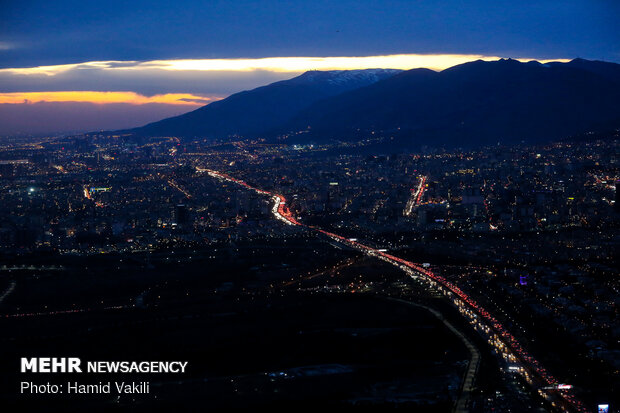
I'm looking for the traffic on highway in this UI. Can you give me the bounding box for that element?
[204,168,586,413]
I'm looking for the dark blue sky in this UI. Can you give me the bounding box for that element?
[1,0,619,68]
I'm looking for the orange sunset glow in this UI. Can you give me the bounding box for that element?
[0,91,220,106]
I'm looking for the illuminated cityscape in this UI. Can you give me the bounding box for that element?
[0,130,618,411]
[1,1,619,412]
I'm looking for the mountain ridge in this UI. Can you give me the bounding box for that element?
[124,68,402,139]
[283,58,620,147]
[122,58,620,148]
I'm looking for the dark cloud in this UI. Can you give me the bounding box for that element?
[0,66,297,96]
[177,97,216,104]
[1,0,618,68]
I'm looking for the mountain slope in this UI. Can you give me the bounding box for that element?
[127,69,401,138]
[554,58,620,84]
[286,58,620,147]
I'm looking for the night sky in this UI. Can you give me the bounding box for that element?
[1,0,618,135]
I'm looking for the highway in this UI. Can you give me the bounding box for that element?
[387,297,480,413]
[0,281,16,305]
[204,168,586,413]
[404,175,427,216]
[167,179,192,199]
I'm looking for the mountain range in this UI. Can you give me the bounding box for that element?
[127,69,401,139]
[124,58,620,148]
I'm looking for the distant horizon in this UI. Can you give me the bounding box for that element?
[0,54,589,137]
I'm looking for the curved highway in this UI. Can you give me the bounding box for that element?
[204,168,586,413]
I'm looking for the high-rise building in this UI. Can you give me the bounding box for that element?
[173,204,189,226]
[614,179,620,212]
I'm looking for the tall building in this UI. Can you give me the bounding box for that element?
[172,204,189,226]
[326,182,342,211]
[614,179,620,213]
